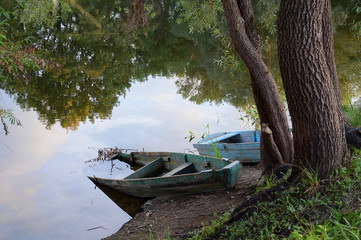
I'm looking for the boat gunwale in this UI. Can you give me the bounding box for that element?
[196,130,261,145]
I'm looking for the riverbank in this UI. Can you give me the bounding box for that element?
[103,165,262,240]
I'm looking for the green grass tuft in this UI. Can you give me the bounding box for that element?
[344,101,361,127]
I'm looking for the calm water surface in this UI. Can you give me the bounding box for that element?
[0,76,247,240]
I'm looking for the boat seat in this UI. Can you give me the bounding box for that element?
[162,162,193,177]
[124,157,164,179]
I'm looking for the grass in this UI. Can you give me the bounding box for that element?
[186,150,361,240]
[343,101,361,127]
[188,211,233,240]
[147,227,172,240]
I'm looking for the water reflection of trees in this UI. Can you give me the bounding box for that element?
[1,0,254,130]
[334,31,361,101]
[0,0,360,130]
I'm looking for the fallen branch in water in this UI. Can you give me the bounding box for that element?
[85,147,137,163]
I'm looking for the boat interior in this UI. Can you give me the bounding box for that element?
[206,131,261,144]
[124,153,230,179]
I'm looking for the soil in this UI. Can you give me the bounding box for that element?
[103,165,262,240]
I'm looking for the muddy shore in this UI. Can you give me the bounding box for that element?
[103,165,262,240]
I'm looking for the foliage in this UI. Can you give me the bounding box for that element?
[255,174,278,193]
[15,0,72,27]
[0,107,21,135]
[0,6,45,135]
[350,0,361,36]
[185,131,197,143]
[0,7,46,84]
[240,103,260,130]
[147,227,172,240]
[254,0,280,36]
[189,210,232,240]
[185,124,223,158]
[175,0,247,78]
[2,0,360,133]
[343,99,361,127]
[189,151,361,239]
[174,0,223,34]
[2,0,256,131]
[240,87,288,130]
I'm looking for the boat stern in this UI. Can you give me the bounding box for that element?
[222,160,241,188]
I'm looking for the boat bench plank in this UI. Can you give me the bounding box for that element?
[162,162,193,177]
[124,157,164,179]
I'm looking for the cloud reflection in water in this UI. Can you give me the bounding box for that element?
[0,76,247,240]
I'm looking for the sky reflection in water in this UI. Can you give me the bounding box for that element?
[0,76,248,240]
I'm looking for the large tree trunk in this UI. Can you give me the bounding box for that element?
[322,0,353,132]
[221,0,293,173]
[278,0,349,179]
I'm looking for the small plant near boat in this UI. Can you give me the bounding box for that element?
[186,124,223,158]
[297,163,322,198]
[185,131,197,143]
[147,227,173,240]
[204,124,223,158]
[188,210,232,240]
[255,173,278,193]
[255,167,292,194]
[289,224,329,240]
[210,142,223,158]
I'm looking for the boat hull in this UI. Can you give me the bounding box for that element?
[193,131,261,163]
[89,152,240,198]
[194,142,260,163]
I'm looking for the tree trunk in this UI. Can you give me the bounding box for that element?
[221,0,294,173]
[278,0,349,179]
[322,0,353,132]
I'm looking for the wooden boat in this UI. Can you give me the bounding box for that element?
[88,152,241,198]
[193,130,261,163]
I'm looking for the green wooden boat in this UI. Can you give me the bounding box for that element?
[88,152,241,198]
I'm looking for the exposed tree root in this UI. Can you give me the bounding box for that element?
[346,128,361,149]
[231,181,290,222]
[207,164,294,240]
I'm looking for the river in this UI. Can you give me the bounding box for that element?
[0,76,247,240]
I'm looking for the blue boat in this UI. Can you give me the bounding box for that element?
[193,130,261,163]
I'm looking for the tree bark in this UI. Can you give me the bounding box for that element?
[278,0,349,179]
[321,0,361,148]
[221,0,294,172]
[322,0,352,132]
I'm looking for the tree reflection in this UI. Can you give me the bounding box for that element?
[0,0,359,130]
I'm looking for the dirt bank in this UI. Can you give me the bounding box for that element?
[103,165,262,240]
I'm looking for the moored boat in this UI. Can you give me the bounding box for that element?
[193,130,261,163]
[88,152,241,198]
